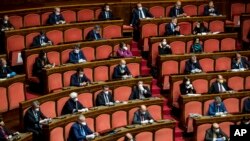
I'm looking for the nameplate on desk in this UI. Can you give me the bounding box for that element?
[230,125,250,141]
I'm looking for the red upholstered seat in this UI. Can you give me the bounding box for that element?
[127,63,140,77]
[46,30,63,45]
[83,68,93,82]
[179,22,192,35]
[228,76,244,91]
[192,79,208,94]
[149,6,165,18]
[63,70,76,87]
[198,4,206,15]
[83,27,94,40]
[162,61,179,90]
[47,51,60,66]
[7,35,25,66]
[166,6,173,17]
[86,118,94,131]
[159,23,166,36]
[8,82,25,110]
[103,25,122,39]
[0,87,8,113]
[113,86,132,101]
[77,9,94,21]
[141,23,158,51]
[183,5,197,16]
[184,101,202,124]
[221,38,236,51]
[57,97,69,116]
[147,105,162,120]
[95,114,111,132]
[109,64,117,80]
[111,111,127,128]
[61,10,76,23]
[170,41,186,55]
[199,58,214,72]
[196,124,211,141]
[94,66,109,82]
[231,3,246,26]
[64,28,83,43]
[171,80,182,107]
[155,128,173,141]
[9,16,23,29]
[136,132,153,141]
[50,127,64,141]
[129,107,139,124]
[41,12,52,25]
[78,93,93,108]
[245,76,250,90]
[242,20,250,43]
[48,73,63,92]
[204,39,219,53]
[25,32,40,48]
[151,42,160,66]
[61,49,73,64]
[40,101,56,118]
[180,59,187,74]
[64,122,74,141]
[81,47,95,61]
[209,20,224,32]
[215,57,231,71]
[26,54,39,79]
[203,99,214,115]
[219,122,234,137]
[96,45,112,60]
[223,98,239,113]
[24,13,41,27]
[95,9,102,20]
[247,3,250,13]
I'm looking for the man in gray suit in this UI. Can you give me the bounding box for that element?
[133,105,154,124]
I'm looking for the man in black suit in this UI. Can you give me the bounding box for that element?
[204,1,220,16]
[165,17,180,36]
[231,53,250,70]
[0,15,14,31]
[31,31,52,47]
[0,58,16,78]
[0,118,19,141]
[129,81,152,100]
[47,7,66,25]
[133,105,154,124]
[70,68,91,87]
[98,4,114,20]
[86,25,102,41]
[208,75,233,94]
[69,45,87,64]
[184,55,202,74]
[205,123,229,141]
[24,101,51,141]
[130,3,153,27]
[96,85,115,106]
[112,59,132,79]
[169,0,187,17]
[61,92,88,115]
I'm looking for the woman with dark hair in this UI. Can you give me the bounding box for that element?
[190,37,203,53]
[193,21,210,35]
[116,42,133,58]
[158,38,172,55]
[179,76,196,95]
[32,51,54,77]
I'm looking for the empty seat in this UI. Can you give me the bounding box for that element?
[215,57,231,71]
[25,32,40,48]
[64,28,83,42]
[183,5,197,16]
[26,54,39,80]
[151,42,160,66]
[42,12,52,25]
[47,51,60,66]
[86,118,95,132]
[81,47,95,61]
[204,39,219,53]
[231,3,246,26]
[0,87,8,113]
[147,105,162,120]
[136,132,153,141]
[155,128,173,141]
[149,6,165,18]
[209,20,224,32]
[57,97,69,116]
[184,101,202,125]
[40,101,56,118]
[7,35,25,66]
[111,111,127,128]
[179,59,187,74]
[198,4,206,15]
[127,63,140,77]
[103,25,122,39]
[78,93,93,108]
[46,30,63,45]
[162,61,179,90]
[171,80,182,107]
[219,122,234,137]
[159,23,166,36]
[61,10,76,23]
[166,6,173,17]
[114,86,132,101]
[95,114,111,132]
[245,76,250,90]
[63,70,76,87]
[223,98,239,113]
[179,22,192,35]
[8,82,25,110]
[50,127,64,141]
[228,76,244,91]
[170,41,186,54]
[24,13,41,27]
[77,9,95,21]
[95,9,102,19]
[48,73,63,92]
[94,66,109,82]
[96,45,112,60]
[199,58,214,72]
[221,38,236,51]
[242,20,250,42]
[9,16,23,29]
[141,23,158,51]
[192,79,208,94]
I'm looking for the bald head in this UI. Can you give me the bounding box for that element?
[140,105,147,113]
[3,15,9,21]
[78,115,86,122]
[176,0,182,8]
[212,123,219,128]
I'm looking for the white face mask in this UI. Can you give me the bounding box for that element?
[214,129,220,133]
[81,122,86,125]
[41,36,45,39]
[141,111,146,115]
[3,65,7,67]
[138,84,144,90]
[104,91,109,94]
[4,20,8,24]
[244,122,250,125]
[123,46,128,50]
[186,81,190,85]
[162,41,167,45]
[74,98,78,102]
[79,74,83,77]
[192,60,197,63]
[121,64,126,68]
[35,108,39,112]
[106,8,110,11]
[74,49,80,54]
[138,7,142,10]
[56,12,60,15]
[219,80,224,83]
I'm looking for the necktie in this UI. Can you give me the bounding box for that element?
[139,10,142,19]
[94,33,98,40]
[75,102,78,111]
[33,111,38,121]
[104,94,109,104]
[81,126,86,136]
[239,62,243,69]
[219,84,223,92]
[141,115,144,121]
[176,9,179,16]
[217,106,220,112]
[106,12,109,19]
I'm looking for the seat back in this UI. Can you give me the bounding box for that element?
[95,114,111,132]
[171,80,182,105]
[48,73,63,92]
[57,97,69,116]
[61,10,76,23]
[198,4,206,15]
[149,6,165,18]
[179,22,192,35]
[81,47,95,61]
[46,30,63,45]
[61,49,73,64]
[196,124,211,141]
[0,87,8,113]
[170,41,185,54]
[40,101,56,118]
[26,54,39,78]
[103,25,122,39]
[199,58,214,72]
[215,57,231,71]
[78,92,93,108]
[24,13,41,27]
[127,63,140,77]
[245,76,250,90]
[42,12,52,25]
[151,42,160,66]
[77,9,94,21]
[147,105,162,120]
[159,23,166,36]
[183,5,197,16]
[8,82,25,110]
[9,16,23,29]
[192,79,208,94]
[204,39,219,53]
[111,111,127,128]
[94,66,109,82]
[209,20,224,32]
[50,127,64,141]
[63,70,76,87]
[203,99,214,115]
[155,128,173,141]
[96,45,112,60]
[223,98,239,113]
[26,32,40,48]
[221,38,236,51]
[228,76,244,91]
[47,51,60,66]
[219,122,234,137]
[64,28,83,43]
[113,86,132,101]
[135,132,153,141]
[184,101,202,124]
[64,122,74,141]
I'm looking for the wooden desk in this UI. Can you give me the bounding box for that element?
[41,97,164,141]
[18,132,33,141]
[93,120,176,141]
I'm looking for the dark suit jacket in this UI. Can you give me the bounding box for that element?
[86,30,101,41]
[0,126,13,141]
[0,66,14,78]
[208,102,227,116]
[231,57,250,69]
[165,23,180,36]
[129,86,152,100]
[112,65,131,79]
[205,128,229,141]
[70,73,90,87]
[31,35,50,47]
[98,11,113,20]
[23,108,46,132]
[208,82,232,94]
[130,8,153,26]
[184,59,202,74]
[96,92,114,106]
[193,26,210,34]
[132,110,153,124]
[61,99,85,115]
[69,50,86,64]
[179,83,196,95]
[204,6,219,16]
[243,97,250,113]
[158,46,172,55]
[32,57,51,76]
[0,20,14,30]
[169,6,184,17]
[47,12,65,25]
[67,122,93,141]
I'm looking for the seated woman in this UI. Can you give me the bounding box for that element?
[193,21,210,35]
[179,76,196,95]
[0,58,16,78]
[190,37,203,53]
[116,42,133,58]
[158,39,172,55]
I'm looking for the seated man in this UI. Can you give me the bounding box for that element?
[47,7,65,25]
[130,2,153,27]
[69,45,87,64]
[158,39,172,55]
[179,76,196,95]
[70,68,91,87]
[231,53,250,70]
[0,118,19,141]
[96,85,115,106]
[165,17,180,36]
[24,101,51,141]
[205,123,229,141]
[117,42,133,58]
[129,81,152,100]
[243,96,250,113]
[0,58,16,78]
[68,115,99,141]
[204,1,220,16]
[61,92,88,115]
[133,105,154,124]
[184,55,202,74]
[31,31,52,47]
[98,4,114,20]
[169,0,187,17]
[0,15,14,31]
[208,75,232,94]
[125,133,135,141]
[86,25,102,41]
[208,96,227,116]
[112,59,132,79]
